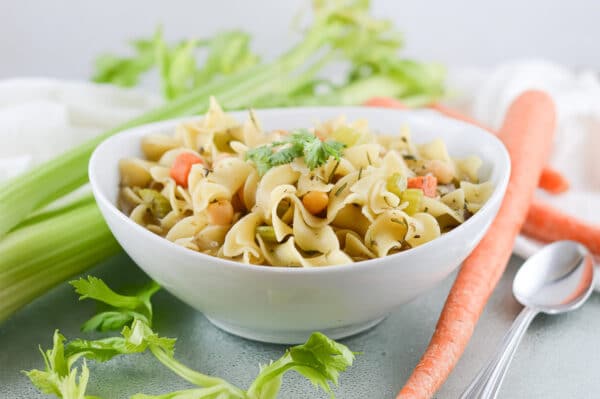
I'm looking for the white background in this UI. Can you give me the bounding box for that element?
[1,0,598,80]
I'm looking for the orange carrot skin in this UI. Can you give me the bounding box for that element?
[398,91,556,399]
[523,199,600,255]
[408,176,437,197]
[170,153,204,188]
[538,167,570,194]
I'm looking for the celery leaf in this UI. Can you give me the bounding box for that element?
[70,276,160,331]
[246,332,355,399]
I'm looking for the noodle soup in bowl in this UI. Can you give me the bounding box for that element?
[89,106,510,344]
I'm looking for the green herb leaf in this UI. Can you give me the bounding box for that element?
[159,37,199,100]
[23,330,93,399]
[71,276,142,309]
[246,332,355,399]
[245,129,345,175]
[91,35,156,87]
[269,143,304,166]
[194,31,260,87]
[245,146,274,177]
[122,319,176,356]
[66,319,176,363]
[80,310,149,333]
[304,139,345,170]
[70,276,160,331]
[66,336,132,363]
[92,28,260,102]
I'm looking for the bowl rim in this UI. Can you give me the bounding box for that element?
[89,106,511,275]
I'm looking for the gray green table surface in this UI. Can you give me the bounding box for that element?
[2,253,599,399]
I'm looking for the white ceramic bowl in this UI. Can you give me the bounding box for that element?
[89,107,510,344]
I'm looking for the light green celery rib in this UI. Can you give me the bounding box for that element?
[11,193,96,232]
[0,200,112,276]
[0,202,121,322]
[0,238,119,322]
[0,25,332,236]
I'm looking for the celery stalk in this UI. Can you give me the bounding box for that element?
[0,201,121,322]
[13,193,96,231]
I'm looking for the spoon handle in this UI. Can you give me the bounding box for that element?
[460,307,538,399]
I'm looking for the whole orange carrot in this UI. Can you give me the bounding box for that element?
[522,199,600,255]
[397,91,556,398]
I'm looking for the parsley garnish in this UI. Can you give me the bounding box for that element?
[244,146,273,176]
[245,129,345,175]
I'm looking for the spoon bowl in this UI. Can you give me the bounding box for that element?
[513,240,595,314]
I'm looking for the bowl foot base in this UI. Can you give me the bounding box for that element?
[205,315,387,344]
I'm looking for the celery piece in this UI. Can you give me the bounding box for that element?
[400,188,423,215]
[0,201,121,322]
[138,189,172,218]
[386,173,408,197]
[331,126,361,147]
[256,226,277,243]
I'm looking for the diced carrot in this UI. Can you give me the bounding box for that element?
[397,91,556,399]
[523,199,600,255]
[170,153,204,188]
[407,175,437,198]
[538,167,570,194]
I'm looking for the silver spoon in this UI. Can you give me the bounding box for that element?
[460,240,595,399]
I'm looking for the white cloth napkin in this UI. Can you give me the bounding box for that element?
[0,78,161,182]
[445,60,600,260]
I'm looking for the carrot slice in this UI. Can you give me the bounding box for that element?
[407,176,437,198]
[537,167,570,194]
[397,91,556,399]
[170,153,204,188]
[522,199,600,255]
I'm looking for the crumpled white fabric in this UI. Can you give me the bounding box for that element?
[445,60,600,260]
[0,78,161,182]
